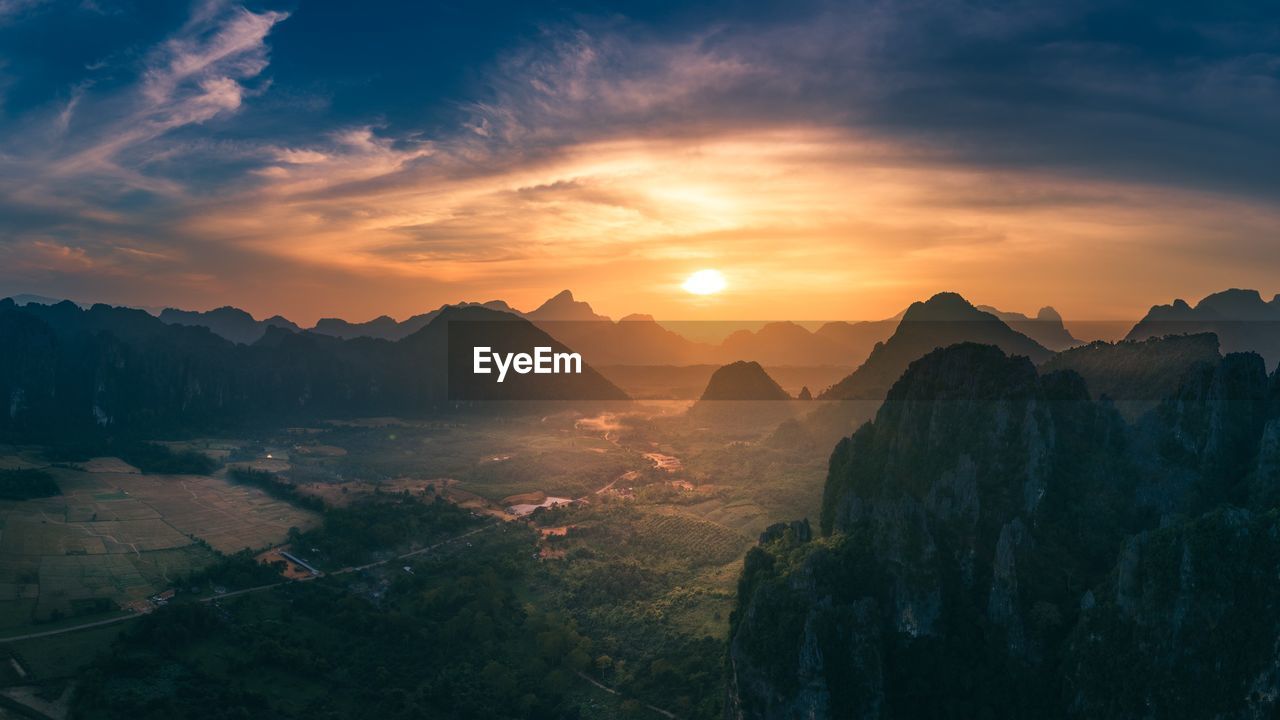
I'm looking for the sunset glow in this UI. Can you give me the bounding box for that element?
[683,269,728,296]
[0,2,1277,325]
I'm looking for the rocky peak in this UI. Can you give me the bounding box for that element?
[526,290,610,322]
[700,361,791,401]
[728,339,1280,719]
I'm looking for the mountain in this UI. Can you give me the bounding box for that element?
[812,318,901,364]
[525,289,611,322]
[1041,333,1220,417]
[159,306,301,345]
[10,290,1076,371]
[819,292,1053,400]
[4,293,165,315]
[0,299,624,437]
[311,314,404,341]
[727,342,1280,719]
[5,293,88,309]
[977,305,1080,351]
[719,322,860,366]
[1126,289,1280,370]
[310,300,516,341]
[399,305,628,403]
[698,361,792,401]
[528,301,716,366]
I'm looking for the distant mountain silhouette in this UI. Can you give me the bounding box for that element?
[0,299,624,436]
[310,300,515,341]
[16,289,1085,371]
[720,322,852,366]
[798,386,812,400]
[1126,289,1280,370]
[976,305,1080,350]
[402,305,628,402]
[526,295,718,365]
[5,293,165,315]
[525,290,611,322]
[5,293,89,309]
[819,292,1053,400]
[811,318,902,364]
[160,306,300,345]
[311,314,404,341]
[699,361,791,401]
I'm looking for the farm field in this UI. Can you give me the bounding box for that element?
[0,459,319,634]
[0,397,832,717]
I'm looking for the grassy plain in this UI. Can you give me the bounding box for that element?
[0,457,318,639]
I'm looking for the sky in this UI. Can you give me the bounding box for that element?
[0,0,1277,325]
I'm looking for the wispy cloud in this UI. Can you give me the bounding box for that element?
[0,0,287,296]
[44,1,288,180]
[0,0,47,24]
[0,1,1278,323]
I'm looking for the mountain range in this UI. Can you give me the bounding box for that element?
[699,361,793,401]
[976,304,1080,350]
[729,340,1280,719]
[1126,288,1280,370]
[7,287,1280,415]
[819,292,1055,400]
[4,289,1090,370]
[0,299,626,437]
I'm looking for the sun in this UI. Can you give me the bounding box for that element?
[682,269,727,295]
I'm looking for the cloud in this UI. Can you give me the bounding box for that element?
[50,2,287,177]
[0,0,1278,323]
[0,0,287,294]
[0,0,47,24]
[461,25,762,146]
[1,1,286,194]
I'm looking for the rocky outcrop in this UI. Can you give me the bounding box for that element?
[1065,508,1280,718]
[700,361,792,401]
[728,341,1280,719]
[820,293,1053,400]
[977,305,1080,351]
[0,300,627,436]
[1126,288,1280,370]
[1041,333,1220,411]
[1140,351,1272,511]
[159,305,300,344]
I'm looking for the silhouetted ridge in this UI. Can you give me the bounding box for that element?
[699,361,791,401]
[728,340,1280,719]
[310,300,516,341]
[1127,288,1280,370]
[977,303,1080,350]
[1042,333,1220,410]
[159,305,300,345]
[819,292,1052,400]
[0,300,624,435]
[526,289,610,322]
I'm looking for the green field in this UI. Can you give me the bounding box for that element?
[0,460,319,637]
[0,397,836,717]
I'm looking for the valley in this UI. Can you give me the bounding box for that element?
[0,396,833,719]
[2,288,1279,719]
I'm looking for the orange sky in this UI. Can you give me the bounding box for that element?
[2,3,1278,327]
[154,128,1280,325]
[6,124,1279,327]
